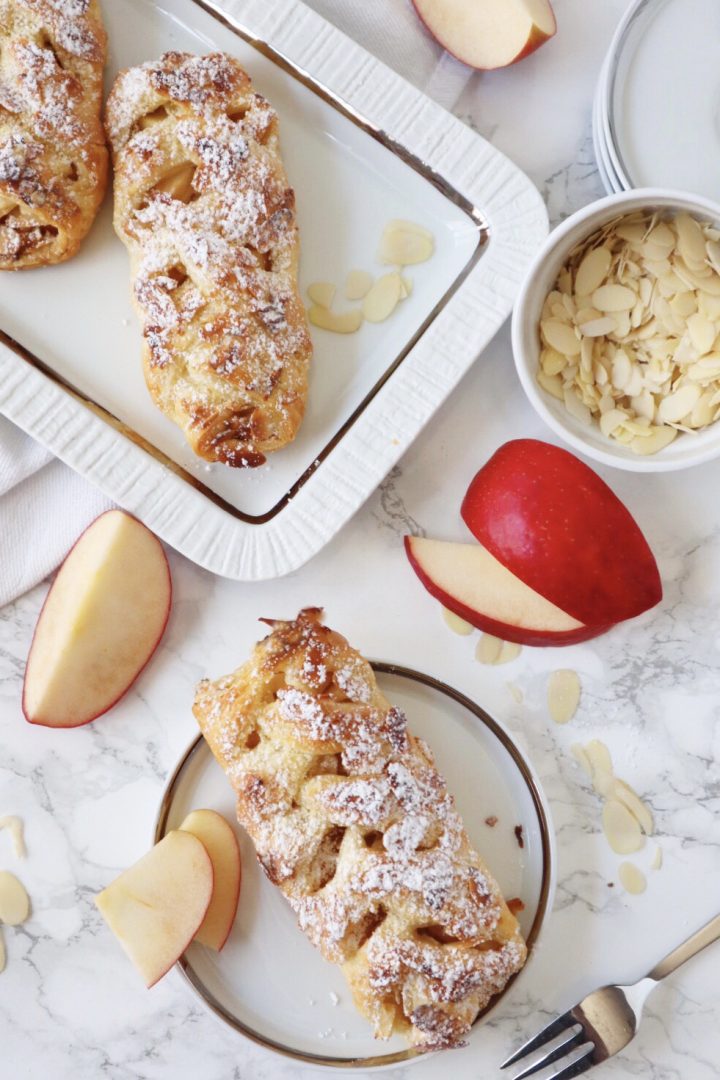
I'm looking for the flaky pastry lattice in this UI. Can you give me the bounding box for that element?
[0,0,107,269]
[105,51,312,468]
[194,609,527,1051]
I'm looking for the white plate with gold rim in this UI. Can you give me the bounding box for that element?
[154,664,555,1070]
[0,0,547,581]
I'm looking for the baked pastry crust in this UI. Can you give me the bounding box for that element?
[194,608,527,1051]
[105,51,312,468]
[0,0,107,269]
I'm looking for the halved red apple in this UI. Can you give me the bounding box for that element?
[23,510,172,728]
[405,536,611,646]
[412,0,556,72]
[460,440,662,629]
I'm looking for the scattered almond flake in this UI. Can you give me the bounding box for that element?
[0,928,4,973]
[547,670,581,725]
[379,220,434,266]
[400,276,413,298]
[442,608,473,636]
[0,872,30,925]
[307,282,336,308]
[475,633,503,664]
[618,862,647,895]
[602,800,645,855]
[363,272,402,323]
[345,270,373,301]
[570,743,593,779]
[308,305,363,334]
[612,780,654,835]
[0,817,25,859]
[497,642,522,665]
[506,682,523,704]
[537,208,720,453]
[650,846,663,871]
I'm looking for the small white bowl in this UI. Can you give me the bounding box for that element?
[512,188,720,472]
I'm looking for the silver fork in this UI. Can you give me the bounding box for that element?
[501,912,720,1080]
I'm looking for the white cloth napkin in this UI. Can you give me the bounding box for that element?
[0,0,473,606]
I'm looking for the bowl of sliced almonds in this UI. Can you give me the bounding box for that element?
[512,189,720,470]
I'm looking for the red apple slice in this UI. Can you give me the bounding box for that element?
[23,510,172,728]
[95,830,213,988]
[461,440,662,629]
[179,810,241,951]
[412,0,556,71]
[405,536,610,646]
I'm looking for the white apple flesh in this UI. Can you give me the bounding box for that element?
[95,830,213,988]
[23,510,172,728]
[404,536,611,647]
[412,0,556,71]
[179,810,242,951]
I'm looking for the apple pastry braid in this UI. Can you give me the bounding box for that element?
[194,608,526,1051]
[105,51,312,468]
[0,0,108,269]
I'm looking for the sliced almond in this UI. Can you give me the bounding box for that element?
[563,388,592,425]
[578,316,618,337]
[618,862,647,895]
[363,273,403,323]
[592,284,637,312]
[308,305,363,333]
[687,313,716,355]
[344,270,373,301]
[547,669,581,725]
[506,682,524,704]
[631,425,678,455]
[676,212,707,267]
[602,800,645,854]
[650,846,663,871]
[307,281,336,308]
[475,633,504,664]
[0,817,25,860]
[541,348,567,376]
[498,641,522,665]
[575,246,612,296]
[442,607,474,636]
[379,220,434,266]
[585,739,613,778]
[0,872,30,925]
[0,928,4,974]
[399,276,413,299]
[612,779,654,835]
[570,743,593,779]
[537,370,565,400]
[657,383,701,423]
[541,319,581,356]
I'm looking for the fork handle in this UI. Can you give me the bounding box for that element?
[647,913,720,982]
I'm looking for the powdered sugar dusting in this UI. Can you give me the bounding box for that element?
[194,610,527,1051]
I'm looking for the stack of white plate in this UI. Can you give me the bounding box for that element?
[593,0,720,198]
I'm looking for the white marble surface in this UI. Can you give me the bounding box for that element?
[2,0,720,1077]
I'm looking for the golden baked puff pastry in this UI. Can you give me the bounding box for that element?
[194,609,527,1051]
[105,52,312,469]
[0,0,108,269]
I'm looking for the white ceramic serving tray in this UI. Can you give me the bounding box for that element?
[156,665,554,1069]
[0,0,548,580]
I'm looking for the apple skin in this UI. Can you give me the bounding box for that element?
[411,0,556,72]
[461,440,662,629]
[22,510,172,729]
[404,536,612,647]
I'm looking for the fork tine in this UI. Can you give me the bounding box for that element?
[501,1012,575,1069]
[507,1023,585,1080]
[522,1041,595,1080]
